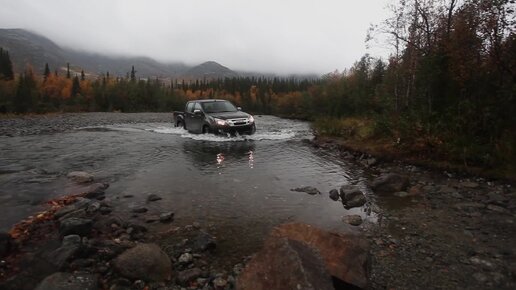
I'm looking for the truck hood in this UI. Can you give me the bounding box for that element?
[207,111,250,120]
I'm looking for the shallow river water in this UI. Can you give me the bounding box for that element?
[0,113,373,249]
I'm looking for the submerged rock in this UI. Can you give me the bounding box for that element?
[67,171,94,184]
[370,173,409,194]
[113,243,172,282]
[291,186,321,195]
[35,272,98,290]
[159,212,174,222]
[147,193,162,202]
[45,235,82,269]
[82,182,109,198]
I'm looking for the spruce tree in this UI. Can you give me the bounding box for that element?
[66,62,71,79]
[43,63,51,81]
[81,70,85,81]
[130,66,136,82]
[71,75,81,97]
[0,47,15,80]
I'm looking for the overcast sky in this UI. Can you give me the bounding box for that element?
[0,0,392,75]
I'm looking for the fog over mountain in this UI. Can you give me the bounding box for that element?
[0,0,390,75]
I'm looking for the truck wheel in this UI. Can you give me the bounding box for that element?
[250,124,256,135]
[176,120,183,128]
[202,125,210,134]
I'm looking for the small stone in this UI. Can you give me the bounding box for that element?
[394,191,409,197]
[147,194,162,202]
[35,272,98,290]
[329,189,339,201]
[179,252,193,264]
[213,277,227,288]
[99,206,112,215]
[193,231,217,252]
[342,215,362,226]
[113,243,172,282]
[486,204,508,213]
[473,272,488,283]
[462,181,480,188]
[159,212,174,222]
[83,183,109,198]
[176,268,202,286]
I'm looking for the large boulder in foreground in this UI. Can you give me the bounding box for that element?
[370,173,409,194]
[238,223,370,289]
[35,272,98,290]
[113,243,172,282]
[237,237,334,290]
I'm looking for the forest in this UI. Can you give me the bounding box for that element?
[0,0,515,175]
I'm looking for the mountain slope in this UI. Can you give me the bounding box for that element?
[0,29,238,79]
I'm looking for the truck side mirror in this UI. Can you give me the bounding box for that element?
[237,107,242,111]
[193,109,202,115]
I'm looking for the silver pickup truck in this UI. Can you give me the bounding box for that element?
[173,99,256,135]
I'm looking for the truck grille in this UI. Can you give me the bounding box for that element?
[227,118,250,127]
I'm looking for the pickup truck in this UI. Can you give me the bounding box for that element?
[173,99,256,135]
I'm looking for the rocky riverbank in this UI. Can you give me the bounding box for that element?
[0,172,246,290]
[314,138,516,289]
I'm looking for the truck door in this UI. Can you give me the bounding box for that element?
[185,102,195,132]
[191,102,204,133]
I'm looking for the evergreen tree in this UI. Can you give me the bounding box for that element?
[0,47,15,80]
[66,62,71,79]
[81,70,85,81]
[71,75,81,97]
[130,66,136,82]
[43,63,51,82]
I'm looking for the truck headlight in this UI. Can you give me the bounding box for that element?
[214,118,227,126]
[249,115,254,123]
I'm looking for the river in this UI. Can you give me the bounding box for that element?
[0,113,373,250]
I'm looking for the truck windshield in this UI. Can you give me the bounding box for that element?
[201,101,238,113]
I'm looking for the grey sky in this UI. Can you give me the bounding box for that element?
[0,0,391,74]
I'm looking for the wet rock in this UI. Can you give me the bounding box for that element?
[35,272,98,290]
[147,194,162,202]
[193,231,217,252]
[268,222,370,288]
[45,235,82,269]
[144,215,160,223]
[486,204,508,214]
[291,186,321,195]
[131,207,148,213]
[59,218,93,236]
[343,215,363,226]
[237,236,334,290]
[370,173,409,194]
[213,277,228,289]
[340,185,366,209]
[99,206,113,215]
[454,202,485,212]
[176,267,202,286]
[86,201,101,213]
[159,212,174,222]
[113,243,172,282]
[54,198,92,219]
[394,191,409,197]
[83,182,109,198]
[461,181,480,188]
[329,189,340,201]
[0,232,13,257]
[67,171,94,184]
[178,252,193,264]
